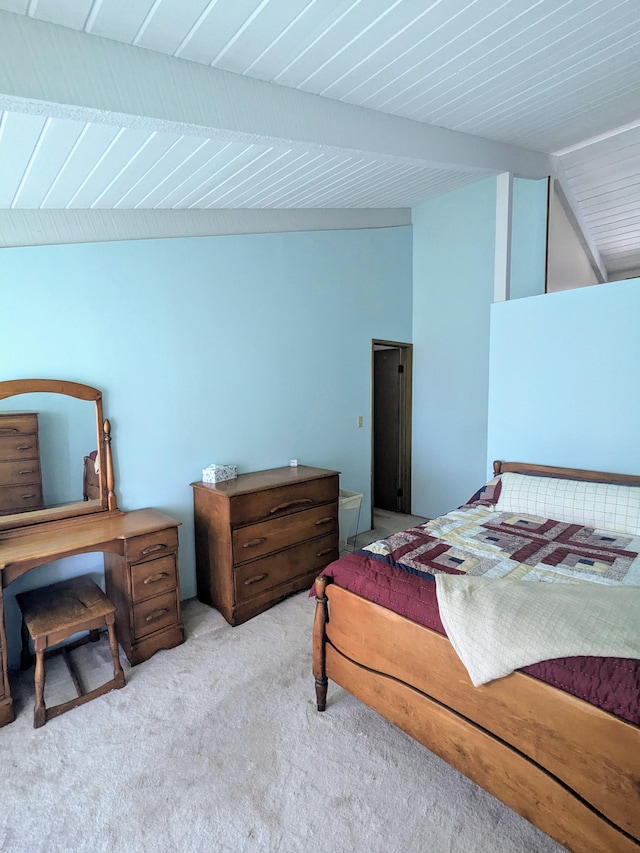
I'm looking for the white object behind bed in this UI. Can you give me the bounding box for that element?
[495,472,640,535]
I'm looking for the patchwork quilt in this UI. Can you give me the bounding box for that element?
[364,502,640,587]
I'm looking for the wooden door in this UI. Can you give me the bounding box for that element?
[373,344,412,513]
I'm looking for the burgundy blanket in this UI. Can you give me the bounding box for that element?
[319,547,640,726]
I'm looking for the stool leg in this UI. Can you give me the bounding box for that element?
[89,629,100,643]
[106,614,125,689]
[20,618,33,671]
[33,643,46,728]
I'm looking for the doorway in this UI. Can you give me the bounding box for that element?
[371,340,413,523]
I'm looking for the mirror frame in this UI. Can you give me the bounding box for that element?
[0,379,119,534]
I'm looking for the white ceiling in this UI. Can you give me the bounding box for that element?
[0,0,638,276]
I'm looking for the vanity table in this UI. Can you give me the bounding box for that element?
[0,380,184,728]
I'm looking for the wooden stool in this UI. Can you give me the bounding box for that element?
[16,575,125,728]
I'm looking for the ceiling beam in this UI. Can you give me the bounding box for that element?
[0,208,411,248]
[0,10,552,180]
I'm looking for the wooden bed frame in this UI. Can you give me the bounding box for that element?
[312,461,640,853]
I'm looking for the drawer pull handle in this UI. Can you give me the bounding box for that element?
[145,608,169,623]
[19,469,34,475]
[243,537,267,548]
[22,494,36,500]
[141,543,167,555]
[17,445,33,451]
[269,498,313,514]
[316,548,334,557]
[244,573,268,586]
[143,572,170,584]
[315,516,333,526]
[0,427,19,433]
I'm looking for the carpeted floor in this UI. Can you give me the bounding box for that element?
[0,591,566,853]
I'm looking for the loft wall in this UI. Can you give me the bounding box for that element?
[488,277,640,475]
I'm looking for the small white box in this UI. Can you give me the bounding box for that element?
[202,464,237,484]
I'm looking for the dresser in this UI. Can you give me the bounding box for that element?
[0,412,44,515]
[191,466,339,625]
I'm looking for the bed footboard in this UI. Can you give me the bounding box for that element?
[313,577,640,853]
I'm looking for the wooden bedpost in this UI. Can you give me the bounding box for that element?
[313,575,329,712]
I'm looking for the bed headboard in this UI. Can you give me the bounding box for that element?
[493,460,640,487]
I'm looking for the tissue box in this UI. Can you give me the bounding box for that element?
[202,464,237,484]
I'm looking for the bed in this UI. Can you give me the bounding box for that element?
[312,461,640,853]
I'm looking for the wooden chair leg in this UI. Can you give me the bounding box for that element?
[106,615,125,689]
[33,647,46,728]
[20,618,33,671]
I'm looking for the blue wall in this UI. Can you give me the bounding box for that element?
[0,226,412,664]
[488,278,640,475]
[412,178,497,518]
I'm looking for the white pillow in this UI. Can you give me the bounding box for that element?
[495,472,640,535]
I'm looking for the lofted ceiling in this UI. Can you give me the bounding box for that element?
[0,0,639,277]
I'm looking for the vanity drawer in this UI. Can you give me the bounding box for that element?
[0,483,43,513]
[0,413,38,436]
[232,503,337,563]
[126,527,178,564]
[229,475,338,527]
[133,589,180,639]
[0,434,39,462]
[130,555,177,602]
[0,459,41,485]
[234,531,338,604]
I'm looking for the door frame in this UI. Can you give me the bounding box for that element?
[370,339,413,528]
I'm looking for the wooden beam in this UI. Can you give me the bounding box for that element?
[0,208,411,248]
[0,11,553,180]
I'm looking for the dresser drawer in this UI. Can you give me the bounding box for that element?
[126,527,179,564]
[0,459,41,485]
[0,434,39,462]
[229,475,338,527]
[130,555,178,602]
[0,413,37,436]
[133,589,180,639]
[0,483,43,513]
[233,503,337,564]
[234,532,338,604]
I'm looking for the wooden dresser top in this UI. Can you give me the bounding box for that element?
[191,465,339,497]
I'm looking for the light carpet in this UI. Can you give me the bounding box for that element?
[0,593,565,853]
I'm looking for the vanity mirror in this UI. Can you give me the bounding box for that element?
[0,379,119,533]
